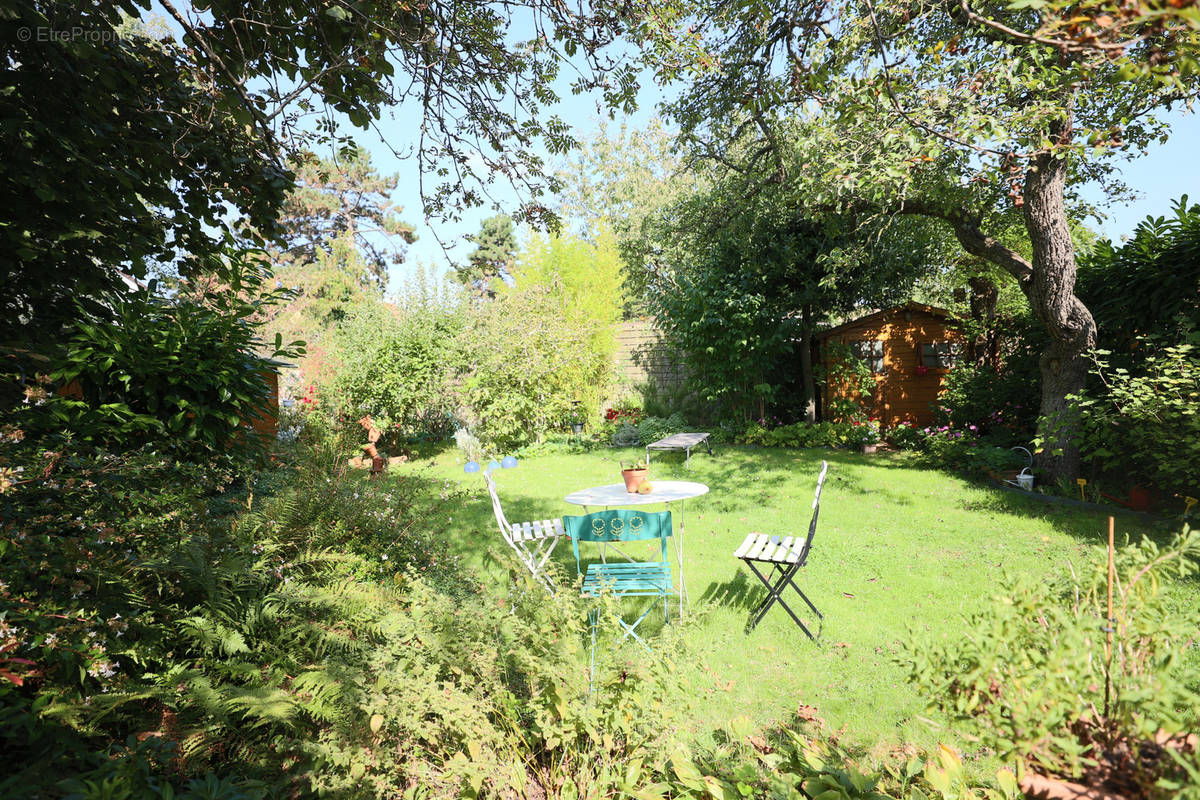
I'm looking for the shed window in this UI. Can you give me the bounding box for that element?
[851,340,884,373]
[920,341,960,369]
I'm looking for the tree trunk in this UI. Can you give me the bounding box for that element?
[922,147,1097,482]
[1021,149,1096,482]
[799,304,817,423]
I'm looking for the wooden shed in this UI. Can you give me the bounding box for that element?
[815,302,965,429]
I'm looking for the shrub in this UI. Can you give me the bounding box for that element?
[1076,196,1200,356]
[1070,339,1200,496]
[737,420,879,449]
[0,417,701,797]
[611,422,642,447]
[603,403,645,426]
[329,299,462,440]
[900,529,1200,797]
[887,421,923,450]
[934,361,1038,445]
[636,412,689,445]
[460,284,612,450]
[916,428,977,470]
[16,258,302,467]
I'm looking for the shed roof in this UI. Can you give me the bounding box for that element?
[815,301,958,340]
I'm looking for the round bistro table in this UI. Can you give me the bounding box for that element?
[563,480,709,617]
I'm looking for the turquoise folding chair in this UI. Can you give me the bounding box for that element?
[563,509,674,680]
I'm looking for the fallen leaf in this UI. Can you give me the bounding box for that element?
[748,735,773,754]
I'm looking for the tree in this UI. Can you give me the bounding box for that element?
[0,6,289,344]
[459,283,610,449]
[262,152,416,386]
[645,180,939,423]
[512,227,626,410]
[274,152,416,290]
[1,0,654,345]
[555,120,708,313]
[515,227,625,330]
[455,215,517,298]
[648,0,1200,479]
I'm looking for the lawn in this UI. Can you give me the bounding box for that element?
[384,444,1171,759]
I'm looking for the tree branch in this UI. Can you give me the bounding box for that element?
[862,0,1009,158]
[896,199,1034,286]
[954,0,1145,56]
[158,0,280,163]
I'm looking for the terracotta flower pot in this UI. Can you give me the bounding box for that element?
[622,468,648,493]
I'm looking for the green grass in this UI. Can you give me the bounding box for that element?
[383,444,1173,758]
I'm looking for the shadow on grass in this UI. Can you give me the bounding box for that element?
[699,569,829,639]
[698,570,761,612]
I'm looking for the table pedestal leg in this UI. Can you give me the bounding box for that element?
[672,500,688,618]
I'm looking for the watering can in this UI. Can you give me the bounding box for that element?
[1014,468,1034,491]
[1005,447,1034,491]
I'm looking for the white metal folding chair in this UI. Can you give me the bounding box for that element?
[734,460,828,640]
[483,471,565,592]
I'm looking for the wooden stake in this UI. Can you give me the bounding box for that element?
[1104,515,1115,720]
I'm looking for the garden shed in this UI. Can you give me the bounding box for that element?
[816,302,965,429]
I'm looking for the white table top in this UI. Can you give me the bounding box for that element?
[564,480,709,507]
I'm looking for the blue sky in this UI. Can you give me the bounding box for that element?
[1086,109,1200,239]
[148,2,1198,289]
[361,88,1199,292]
[359,65,672,289]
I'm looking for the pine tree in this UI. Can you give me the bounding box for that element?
[275,151,416,290]
[455,215,516,298]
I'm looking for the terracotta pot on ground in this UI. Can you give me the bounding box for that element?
[622,468,648,493]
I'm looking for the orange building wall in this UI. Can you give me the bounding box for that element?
[819,308,965,429]
[250,369,280,439]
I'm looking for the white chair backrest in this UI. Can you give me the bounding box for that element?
[796,460,828,566]
[483,472,514,542]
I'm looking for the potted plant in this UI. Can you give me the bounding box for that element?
[858,421,882,454]
[621,459,649,492]
[567,406,585,435]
